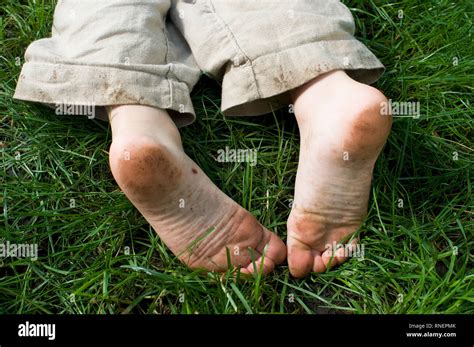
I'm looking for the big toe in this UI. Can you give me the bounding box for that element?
[246,228,286,275]
[287,240,315,278]
[241,231,286,276]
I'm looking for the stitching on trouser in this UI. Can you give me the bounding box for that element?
[206,0,261,99]
[164,13,173,108]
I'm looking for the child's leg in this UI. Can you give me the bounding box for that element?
[108,105,286,274]
[287,70,392,278]
[171,1,390,277]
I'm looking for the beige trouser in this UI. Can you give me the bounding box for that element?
[14,0,384,127]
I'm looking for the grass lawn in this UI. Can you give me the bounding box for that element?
[0,0,472,314]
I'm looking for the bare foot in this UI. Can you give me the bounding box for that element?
[287,70,392,278]
[108,105,286,275]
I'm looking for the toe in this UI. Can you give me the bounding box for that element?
[288,240,315,278]
[312,254,328,273]
[242,230,286,276]
[321,247,343,270]
[321,239,358,270]
[335,239,359,266]
[241,254,275,276]
[261,231,287,266]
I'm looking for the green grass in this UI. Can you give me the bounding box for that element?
[0,0,472,314]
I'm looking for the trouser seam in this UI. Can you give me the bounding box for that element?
[164,14,173,109]
[206,0,261,99]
